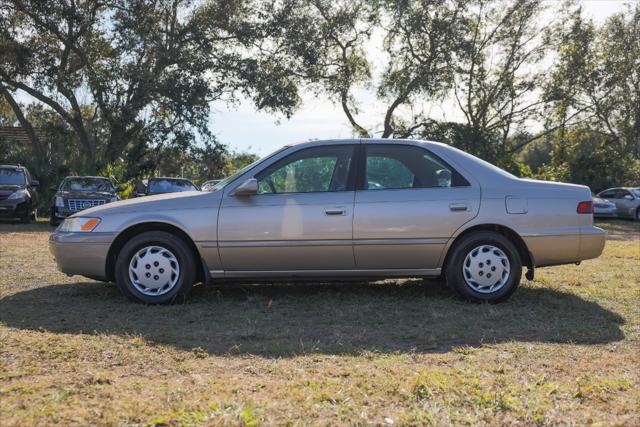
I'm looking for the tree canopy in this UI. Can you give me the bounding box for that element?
[1,0,638,210]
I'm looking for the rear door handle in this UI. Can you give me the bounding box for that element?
[449,203,469,212]
[325,208,346,216]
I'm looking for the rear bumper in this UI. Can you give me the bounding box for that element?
[523,226,605,267]
[579,226,606,261]
[49,231,116,281]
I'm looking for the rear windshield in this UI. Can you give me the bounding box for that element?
[0,168,26,186]
[148,179,197,193]
[62,178,114,192]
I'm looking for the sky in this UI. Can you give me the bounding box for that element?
[210,0,633,156]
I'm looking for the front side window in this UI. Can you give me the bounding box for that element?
[363,145,468,190]
[256,145,355,194]
[610,189,630,199]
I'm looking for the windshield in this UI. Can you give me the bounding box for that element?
[201,180,221,191]
[210,146,289,191]
[148,179,197,193]
[62,178,114,192]
[0,168,26,186]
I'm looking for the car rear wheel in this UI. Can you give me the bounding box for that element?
[445,231,522,303]
[115,231,196,304]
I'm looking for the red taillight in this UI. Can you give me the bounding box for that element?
[577,201,593,214]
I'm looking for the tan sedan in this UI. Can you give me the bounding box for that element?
[50,139,605,304]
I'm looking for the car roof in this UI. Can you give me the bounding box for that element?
[600,187,638,192]
[64,176,110,180]
[149,177,194,182]
[0,164,25,170]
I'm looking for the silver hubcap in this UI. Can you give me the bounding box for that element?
[128,246,180,296]
[462,245,510,294]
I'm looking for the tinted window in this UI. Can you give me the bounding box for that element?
[256,145,354,194]
[617,190,631,199]
[148,179,197,193]
[363,145,468,190]
[62,178,114,192]
[0,168,26,186]
[599,190,616,198]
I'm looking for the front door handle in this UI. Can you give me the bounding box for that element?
[325,208,346,216]
[449,203,469,212]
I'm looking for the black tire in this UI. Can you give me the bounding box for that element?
[49,214,60,227]
[115,231,196,304]
[445,231,522,303]
[635,208,640,221]
[19,210,31,224]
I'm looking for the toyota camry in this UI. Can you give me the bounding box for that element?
[49,139,605,304]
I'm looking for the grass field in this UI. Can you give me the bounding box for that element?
[0,219,638,426]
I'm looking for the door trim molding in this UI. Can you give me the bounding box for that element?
[210,268,441,279]
[216,238,448,248]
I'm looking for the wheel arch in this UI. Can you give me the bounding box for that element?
[441,223,534,274]
[106,221,205,283]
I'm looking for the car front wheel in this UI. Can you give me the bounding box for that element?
[115,231,196,304]
[445,231,522,303]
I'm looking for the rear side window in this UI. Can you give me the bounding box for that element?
[363,145,469,190]
[599,190,616,198]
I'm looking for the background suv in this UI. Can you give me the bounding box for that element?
[0,164,39,223]
[51,176,123,226]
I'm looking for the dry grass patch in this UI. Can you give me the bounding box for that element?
[0,219,638,425]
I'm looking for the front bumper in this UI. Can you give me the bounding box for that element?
[0,198,29,218]
[49,231,116,281]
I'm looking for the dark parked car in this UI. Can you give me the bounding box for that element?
[132,177,198,197]
[50,176,123,226]
[0,164,39,223]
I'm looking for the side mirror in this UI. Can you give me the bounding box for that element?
[30,179,40,188]
[233,178,258,196]
[115,186,125,192]
[624,194,634,200]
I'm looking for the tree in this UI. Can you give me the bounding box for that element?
[539,2,640,188]
[0,0,300,174]
[451,0,549,161]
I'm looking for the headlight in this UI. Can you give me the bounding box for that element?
[8,189,28,200]
[58,217,101,232]
[55,196,64,207]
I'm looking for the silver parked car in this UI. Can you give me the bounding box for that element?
[597,187,640,220]
[50,139,605,304]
